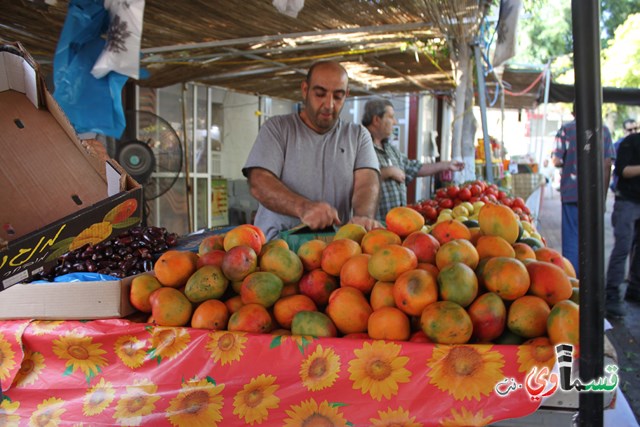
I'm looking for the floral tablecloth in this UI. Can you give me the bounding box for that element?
[0,319,548,426]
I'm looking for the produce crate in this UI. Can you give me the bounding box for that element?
[0,275,136,320]
[0,42,142,290]
[278,224,335,252]
[512,173,545,200]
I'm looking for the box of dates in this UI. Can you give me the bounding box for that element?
[0,42,143,290]
[0,226,178,320]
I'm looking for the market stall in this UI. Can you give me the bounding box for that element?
[0,1,627,424]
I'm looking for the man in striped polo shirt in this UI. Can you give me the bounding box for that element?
[552,107,615,276]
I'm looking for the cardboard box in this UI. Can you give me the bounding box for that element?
[0,43,142,290]
[278,224,335,253]
[0,275,135,320]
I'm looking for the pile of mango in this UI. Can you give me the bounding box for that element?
[129,203,578,349]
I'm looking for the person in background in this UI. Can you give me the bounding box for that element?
[362,98,464,221]
[243,60,382,240]
[552,107,615,275]
[605,131,640,318]
[610,118,637,191]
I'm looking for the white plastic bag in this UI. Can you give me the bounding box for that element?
[91,0,145,79]
[492,0,522,67]
[272,0,305,18]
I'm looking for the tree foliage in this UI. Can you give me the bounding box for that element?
[602,13,640,88]
[517,1,572,64]
[511,0,638,65]
[601,13,640,130]
[600,0,638,41]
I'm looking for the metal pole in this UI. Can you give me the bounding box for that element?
[141,22,434,54]
[473,42,493,184]
[572,1,605,425]
[539,64,552,166]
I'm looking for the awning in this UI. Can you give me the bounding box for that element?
[544,82,640,106]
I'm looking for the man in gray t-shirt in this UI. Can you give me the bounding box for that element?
[242,61,381,240]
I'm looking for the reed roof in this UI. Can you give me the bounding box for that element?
[2,0,548,108]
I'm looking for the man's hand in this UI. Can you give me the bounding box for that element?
[381,166,405,183]
[248,168,341,229]
[349,215,382,231]
[446,160,465,171]
[300,201,341,230]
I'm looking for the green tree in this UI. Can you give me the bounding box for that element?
[512,0,636,64]
[601,13,640,134]
[601,0,638,41]
[602,13,640,88]
[517,1,572,64]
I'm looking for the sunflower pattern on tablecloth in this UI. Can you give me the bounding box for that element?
[233,374,280,424]
[52,330,108,384]
[166,377,225,426]
[349,340,411,401]
[0,331,17,385]
[0,319,29,392]
[299,345,341,391]
[516,338,557,373]
[12,348,46,388]
[427,345,506,401]
[83,377,115,416]
[112,378,161,425]
[0,319,543,426]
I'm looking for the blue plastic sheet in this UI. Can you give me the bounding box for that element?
[53,0,129,138]
[31,272,119,284]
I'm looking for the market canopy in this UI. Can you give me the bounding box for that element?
[544,82,640,106]
[0,0,489,101]
[483,66,640,111]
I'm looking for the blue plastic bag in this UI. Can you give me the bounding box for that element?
[53,0,129,138]
[31,272,119,284]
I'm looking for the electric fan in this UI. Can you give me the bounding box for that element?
[115,110,183,223]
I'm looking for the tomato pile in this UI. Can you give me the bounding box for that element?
[409,180,532,224]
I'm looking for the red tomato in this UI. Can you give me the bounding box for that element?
[470,184,482,196]
[498,191,508,200]
[511,197,526,210]
[446,185,460,199]
[484,187,497,197]
[425,206,438,222]
[439,198,454,209]
[435,188,447,199]
[458,187,472,201]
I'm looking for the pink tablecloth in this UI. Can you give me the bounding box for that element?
[0,319,547,426]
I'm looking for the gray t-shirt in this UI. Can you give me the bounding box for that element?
[242,113,379,240]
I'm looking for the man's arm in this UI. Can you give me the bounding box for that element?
[246,168,341,229]
[552,128,566,167]
[350,168,382,230]
[416,160,464,177]
[604,158,612,199]
[622,165,640,179]
[380,166,405,183]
